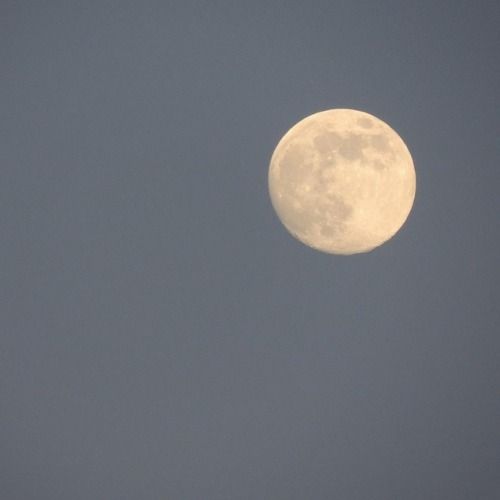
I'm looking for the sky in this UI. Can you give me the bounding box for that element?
[2,1,499,499]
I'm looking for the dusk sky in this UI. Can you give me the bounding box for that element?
[2,1,499,499]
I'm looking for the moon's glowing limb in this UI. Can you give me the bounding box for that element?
[268,109,416,255]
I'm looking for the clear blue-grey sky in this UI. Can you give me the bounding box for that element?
[2,1,499,499]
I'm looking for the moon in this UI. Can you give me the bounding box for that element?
[268,109,416,254]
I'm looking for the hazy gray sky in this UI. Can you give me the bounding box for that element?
[2,1,499,499]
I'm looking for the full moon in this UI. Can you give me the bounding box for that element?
[268,109,416,254]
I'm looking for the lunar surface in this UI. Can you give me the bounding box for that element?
[268,109,416,254]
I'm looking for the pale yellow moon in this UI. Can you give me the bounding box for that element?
[268,109,416,254]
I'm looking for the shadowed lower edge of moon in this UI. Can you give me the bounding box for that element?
[270,191,385,255]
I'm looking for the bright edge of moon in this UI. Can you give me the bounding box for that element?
[268,109,416,255]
